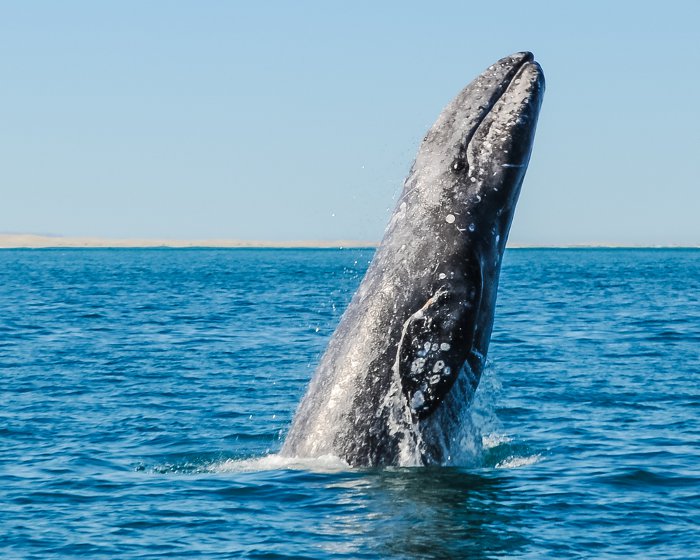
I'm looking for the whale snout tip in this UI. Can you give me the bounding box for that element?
[487,51,543,88]
[515,51,534,62]
[501,52,545,94]
[518,59,546,93]
[500,51,534,67]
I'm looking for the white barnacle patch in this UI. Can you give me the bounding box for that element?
[429,375,440,385]
[410,357,426,375]
[440,342,451,351]
[432,360,445,373]
[438,273,447,280]
[445,214,456,224]
[410,390,425,410]
[431,343,439,352]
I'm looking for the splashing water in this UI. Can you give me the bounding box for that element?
[142,364,541,475]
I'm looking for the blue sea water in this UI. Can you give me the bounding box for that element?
[1,248,699,559]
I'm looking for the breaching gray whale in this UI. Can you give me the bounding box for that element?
[282,52,545,467]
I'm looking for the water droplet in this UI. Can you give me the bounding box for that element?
[468,223,476,232]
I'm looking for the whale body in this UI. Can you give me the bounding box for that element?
[282,52,545,466]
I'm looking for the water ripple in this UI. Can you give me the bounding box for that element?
[0,248,698,558]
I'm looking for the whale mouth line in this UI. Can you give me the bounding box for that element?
[457,52,536,158]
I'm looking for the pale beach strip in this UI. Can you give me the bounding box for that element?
[0,234,378,249]
[0,234,696,249]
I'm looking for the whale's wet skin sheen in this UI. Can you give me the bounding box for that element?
[282,52,545,466]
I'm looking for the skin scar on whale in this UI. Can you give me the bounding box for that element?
[281,52,545,467]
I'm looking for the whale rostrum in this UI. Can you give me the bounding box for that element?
[282,52,545,467]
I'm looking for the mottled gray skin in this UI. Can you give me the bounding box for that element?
[282,52,545,467]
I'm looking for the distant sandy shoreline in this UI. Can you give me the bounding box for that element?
[0,234,697,249]
[0,234,377,249]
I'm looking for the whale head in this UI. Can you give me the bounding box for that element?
[411,51,545,257]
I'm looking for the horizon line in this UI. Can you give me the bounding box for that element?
[0,234,698,250]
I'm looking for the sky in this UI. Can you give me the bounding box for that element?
[1,1,699,245]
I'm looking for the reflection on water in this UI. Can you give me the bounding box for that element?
[318,468,525,559]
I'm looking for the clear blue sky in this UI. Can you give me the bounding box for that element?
[2,1,698,244]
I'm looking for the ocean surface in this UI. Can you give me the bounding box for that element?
[1,248,699,559]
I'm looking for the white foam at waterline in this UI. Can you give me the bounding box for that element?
[482,433,513,449]
[211,453,350,473]
[495,454,541,469]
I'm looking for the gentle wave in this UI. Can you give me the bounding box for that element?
[3,248,699,559]
[495,454,542,469]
